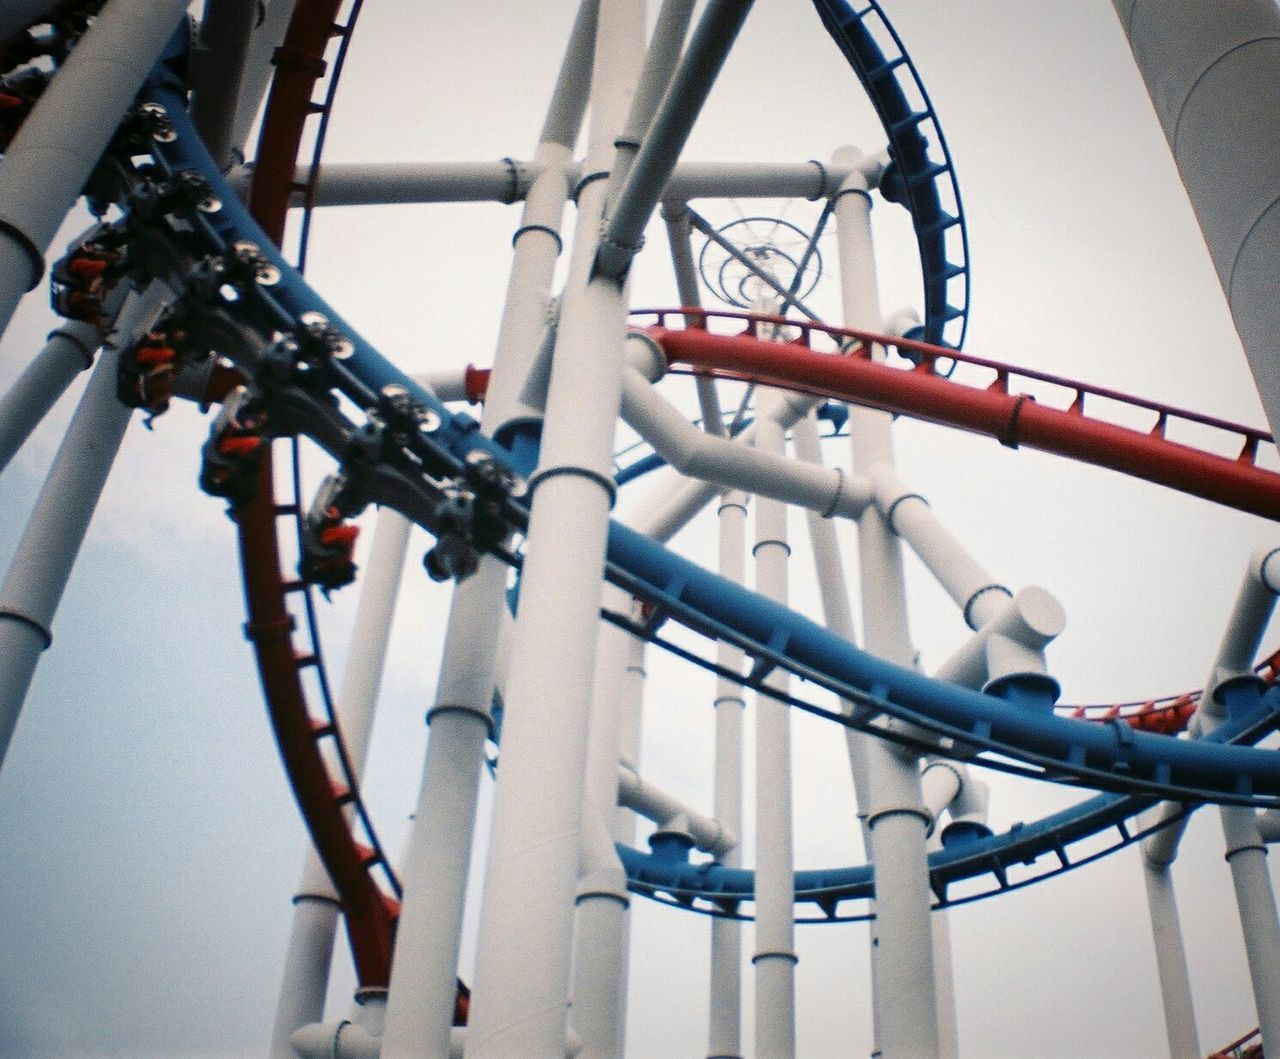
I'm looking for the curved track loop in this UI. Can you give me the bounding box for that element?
[137,59,1280,922]
[640,308,1279,520]
[813,0,970,347]
[239,0,397,991]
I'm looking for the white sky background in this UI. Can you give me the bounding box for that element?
[1,1,1280,1056]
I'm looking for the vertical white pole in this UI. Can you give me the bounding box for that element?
[0,321,99,474]
[752,389,797,1059]
[831,147,939,1059]
[1141,853,1200,1058]
[571,585,639,1059]
[708,489,747,1059]
[1221,805,1280,1049]
[270,508,412,1057]
[0,285,167,769]
[382,5,600,1052]
[465,1,643,1053]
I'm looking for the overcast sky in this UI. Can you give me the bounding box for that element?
[1,2,1279,1057]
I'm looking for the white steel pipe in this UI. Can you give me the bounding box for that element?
[1142,860,1201,1058]
[832,145,939,1058]
[0,284,166,769]
[1112,0,1280,447]
[0,320,98,474]
[271,509,412,1057]
[931,588,1066,695]
[920,760,962,835]
[1201,545,1280,719]
[383,9,597,1050]
[466,2,642,1051]
[1221,804,1280,1051]
[0,0,189,346]
[752,388,797,1059]
[709,489,747,1059]
[616,762,736,856]
[619,362,870,519]
[1259,809,1280,844]
[870,465,1011,630]
[571,585,638,1059]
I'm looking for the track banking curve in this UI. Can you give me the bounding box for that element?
[120,14,1280,925]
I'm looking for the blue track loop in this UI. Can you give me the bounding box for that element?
[138,32,1280,920]
[812,0,970,348]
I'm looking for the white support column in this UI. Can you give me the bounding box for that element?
[0,284,167,769]
[465,1,643,1052]
[382,6,599,1053]
[752,389,797,1059]
[271,509,412,1058]
[709,489,746,1059]
[1140,848,1200,1059]
[0,320,98,474]
[571,585,639,1059]
[831,146,939,1059]
[0,0,189,345]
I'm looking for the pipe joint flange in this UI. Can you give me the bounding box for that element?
[806,158,829,200]
[883,487,927,532]
[0,606,52,649]
[1225,842,1269,863]
[425,702,494,737]
[572,168,610,203]
[526,464,618,507]
[575,887,630,908]
[0,216,45,291]
[48,325,96,368]
[962,583,1014,631]
[717,497,748,517]
[830,185,873,207]
[821,466,848,519]
[864,801,932,829]
[499,156,524,204]
[713,693,746,709]
[598,227,644,259]
[511,223,563,254]
[751,950,800,966]
[751,537,792,558]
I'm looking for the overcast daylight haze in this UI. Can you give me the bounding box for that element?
[1,1,1279,1057]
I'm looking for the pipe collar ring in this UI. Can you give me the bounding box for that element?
[0,607,52,649]
[526,463,618,507]
[864,801,931,828]
[511,223,562,253]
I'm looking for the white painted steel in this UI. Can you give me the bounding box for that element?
[271,509,412,1057]
[709,489,746,1059]
[0,0,189,345]
[466,1,643,1051]
[0,283,167,769]
[751,388,797,1059]
[571,584,637,1059]
[832,146,939,1059]
[870,465,1011,630]
[0,320,98,474]
[1112,0,1280,446]
[619,362,871,518]
[383,8,599,1051]
[616,762,736,856]
[920,761,962,833]
[1221,805,1280,1051]
[1142,860,1201,1058]
[931,588,1066,694]
[1259,809,1280,844]
[1201,546,1280,719]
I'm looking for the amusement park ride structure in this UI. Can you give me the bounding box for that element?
[0,1,1279,1057]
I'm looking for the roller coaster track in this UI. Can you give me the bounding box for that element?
[8,0,1270,940]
